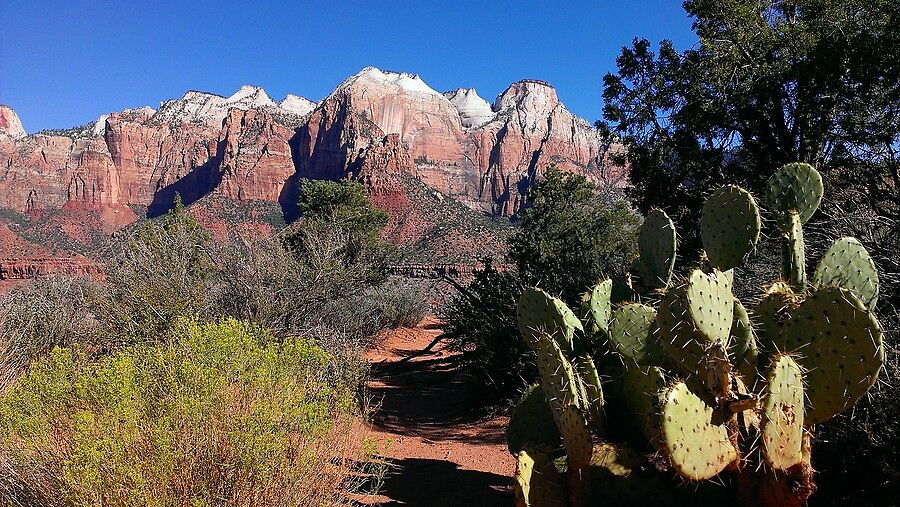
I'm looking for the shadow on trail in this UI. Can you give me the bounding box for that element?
[368,352,505,445]
[377,457,511,507]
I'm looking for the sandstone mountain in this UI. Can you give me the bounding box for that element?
[0,67,625,282]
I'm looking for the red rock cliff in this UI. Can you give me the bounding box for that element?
[0,68,624,223]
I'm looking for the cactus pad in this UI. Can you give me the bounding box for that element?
[559,405,593,472]
[532,331,582,416]
[638,209,677,289]
[580,279,613,342]
[762,354,805,470]
[782,287,885,424]
[518,287,583,353]
[514,449,567,506]
[573,355,605,430]
[658,286,708,378]
[754,283,802,354]
[660,381,737,481]
[813,237,879,310]
[766,162,824,229]
[730,300,759,385]
[609,303,662,365]
[686,269,734,345]
[507,384,563,455]
[701,185,761,270]
[622,364,667,442]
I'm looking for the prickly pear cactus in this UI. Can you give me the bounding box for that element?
[658,269,733,386]
[813,236,879,310]
[637,209,677,289]
[753,282,802,355]
[580,279,612,341]
[518,287,583,352]
[729,300,758,385]
[608,303,662,365]
[621,364,667,443]
[511,162,887,507]
[514,448,567,507]
[686,269,734,344]
[531,331,582,410]
[559,406,593,472]
[660,381,737,481]
[573,354,605,431]
[507,384,563,455]
[701,185,761,271]
[766,162,824,229]
[766,162,823,291]
[762,354,804,470]
[781,286,885,424]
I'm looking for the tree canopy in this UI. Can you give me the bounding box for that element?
[509,167,640,306]
[602,0,900,254]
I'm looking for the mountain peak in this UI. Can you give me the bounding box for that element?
[338,67,442,97]
[278,94,317,116]
[0,105,27,139]
[225,85,275,108]
[443,88,495,128]
[494,80,559,112]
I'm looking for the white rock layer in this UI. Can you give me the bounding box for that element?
[443,88,495,128]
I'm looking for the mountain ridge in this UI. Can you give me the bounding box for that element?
[0,67,626,280]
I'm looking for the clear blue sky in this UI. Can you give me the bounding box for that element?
[0,1,696,133]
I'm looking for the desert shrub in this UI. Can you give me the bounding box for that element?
[0,319,383,506]
[209,231,425,350]
[364,277,429,329]
[0,277,100,390]
[94,197,213,345]
[211,178,423,350]
[441,260,528,402]
[443,169,640,404]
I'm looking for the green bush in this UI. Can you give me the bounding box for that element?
[509,167,640,306]
[0,319,380,506]
[444,168,640,403]
[95,197,213,345]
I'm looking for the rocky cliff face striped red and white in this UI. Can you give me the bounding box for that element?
[0,67,626,223]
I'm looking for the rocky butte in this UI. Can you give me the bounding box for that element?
[0,68,627,279]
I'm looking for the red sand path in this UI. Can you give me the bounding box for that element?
[361,318,515,506]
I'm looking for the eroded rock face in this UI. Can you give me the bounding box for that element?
[463,79,625,215]
[444,88,495,129]
[0,105,27,139]
[0,69,624,224]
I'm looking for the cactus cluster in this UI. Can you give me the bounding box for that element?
[508,162,885,506]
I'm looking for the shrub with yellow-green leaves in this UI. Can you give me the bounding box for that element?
[0,319,382,507]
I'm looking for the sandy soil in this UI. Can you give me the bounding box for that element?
[360,318,515,506]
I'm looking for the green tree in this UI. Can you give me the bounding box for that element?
[286,179,393,268]
[444,168,639,402]
[297,178,388,239]
[602,0,900,255]
[509,167,640,306]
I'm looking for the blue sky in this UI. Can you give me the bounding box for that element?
[0,1,696,133]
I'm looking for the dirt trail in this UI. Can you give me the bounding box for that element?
[361,318,515,506]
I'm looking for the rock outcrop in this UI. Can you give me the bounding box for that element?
[0,105,27,139]
[444,88,495,128]
[0,68,624,224]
